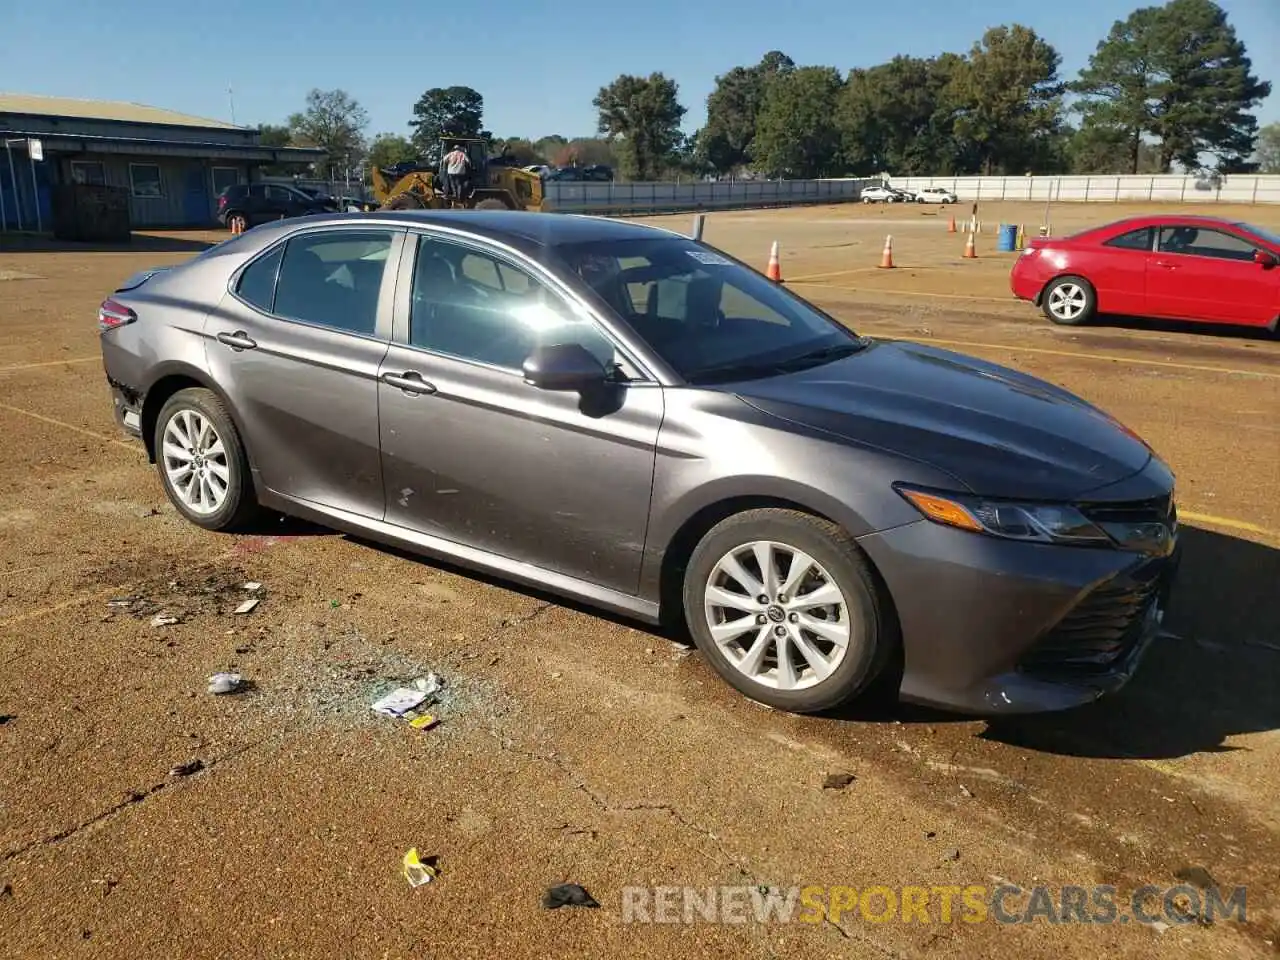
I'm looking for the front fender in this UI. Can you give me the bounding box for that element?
[635,391,959,603]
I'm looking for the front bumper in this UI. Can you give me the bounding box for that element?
[859,518,1180,716]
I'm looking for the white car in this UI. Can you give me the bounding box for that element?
[915,187,958,204]
[860,185,901,203]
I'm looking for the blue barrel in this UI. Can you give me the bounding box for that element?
[997,223,1018,252]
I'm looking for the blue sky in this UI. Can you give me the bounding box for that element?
[2,0,1276,140]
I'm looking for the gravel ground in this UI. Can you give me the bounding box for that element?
[2,204,1278,958]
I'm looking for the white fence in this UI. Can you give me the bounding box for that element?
[883,174,1280,205]
[542,178,875,215]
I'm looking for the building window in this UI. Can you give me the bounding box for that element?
[211,166,239,198]
[70,161,106,186]
[129,163,164,199]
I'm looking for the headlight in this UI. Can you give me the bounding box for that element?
[894,484,1111,546]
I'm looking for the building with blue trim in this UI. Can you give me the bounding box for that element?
[0,93,326,230]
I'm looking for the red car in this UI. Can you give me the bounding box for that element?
[1010,214,1280,330]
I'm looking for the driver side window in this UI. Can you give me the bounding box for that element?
[408,236,617,370]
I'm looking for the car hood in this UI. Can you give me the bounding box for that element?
[730,339,1153,501]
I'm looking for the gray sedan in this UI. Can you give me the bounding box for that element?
[97,211,1181,716]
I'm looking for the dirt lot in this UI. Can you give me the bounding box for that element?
[1,200,1278,959]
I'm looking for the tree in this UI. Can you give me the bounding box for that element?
[257,123,293,149]
[491,137,542,166]
[699,51,795,174]
[367,133,417,171]
[947,25,1065,174]
[554,137,618,168]
[837,54,966,175]
[409,86,487,153]
[1067,123,1163,173]
[751,66,845,178]
[535,135,568,161]
[1072,0,1271,173]
[593,73,687,180]
[287,88,368,173]
[254,123,299,175]
[1256,123,1280,174]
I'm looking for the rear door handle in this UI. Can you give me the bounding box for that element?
[382,371,437,395]
[216,330,257,350]
[1153,260,1179,269]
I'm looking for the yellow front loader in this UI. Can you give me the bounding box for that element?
[370,137,544,212]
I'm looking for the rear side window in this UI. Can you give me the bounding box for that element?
[236,244,283,312]
[272,230,395,336]
[1158,226,1256,261]
[1104,228,1154,251]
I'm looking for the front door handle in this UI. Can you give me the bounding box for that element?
[216,330,257,350]
[1153,260,1179,270]
[382,371,437,395]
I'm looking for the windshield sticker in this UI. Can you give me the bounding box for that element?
[686,250,733,266]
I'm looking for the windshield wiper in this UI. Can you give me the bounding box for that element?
[773,340,867,372]
[687,339,866,385]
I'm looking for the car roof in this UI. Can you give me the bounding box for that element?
[1093,214,1248,231]
[242,210,684,250]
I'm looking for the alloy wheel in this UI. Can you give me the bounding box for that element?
[703,540,852,691]
[1047,282,1088,322]
[161,409,230,516]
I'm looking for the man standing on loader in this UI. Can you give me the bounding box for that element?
[442,143,471,203]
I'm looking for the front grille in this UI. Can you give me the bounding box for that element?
[1019,560,1172,678]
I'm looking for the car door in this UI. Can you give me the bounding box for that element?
[1147,225,1276,325]
[1088,225,1153,316]
[261,184,297,220]
[376,231,664,596]
[208,225,407,519]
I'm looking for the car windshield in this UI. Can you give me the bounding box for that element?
[1238,222,1280,248]
[554,237,865,384]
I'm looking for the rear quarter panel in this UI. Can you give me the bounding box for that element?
[100,238,263,399]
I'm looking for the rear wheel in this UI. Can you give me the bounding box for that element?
[1042,275,1097,326]
[227,212,248,233]
[682,509,895,714]
[154,388,260,532]
[474,198,510,211]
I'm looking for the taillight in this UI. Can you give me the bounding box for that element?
[218,195,227,209]
[98,298,136,332]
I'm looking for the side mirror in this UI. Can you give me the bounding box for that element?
[522,342,607,391]
[1254,249,1277,267]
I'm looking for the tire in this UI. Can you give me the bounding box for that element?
[682,508,895,714]
[153,387,261,532]
[474,198,509,211]
[227,212,248,233]
[1041,275,1097,326]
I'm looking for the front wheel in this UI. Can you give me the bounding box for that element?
[153,388,261,532]
[1041,275,1097,326]
[474,198,509,211]
[682,509,895,714]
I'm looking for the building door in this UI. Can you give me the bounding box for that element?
[182,164,210,226]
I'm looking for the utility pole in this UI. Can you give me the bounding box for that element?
[228,86,236,126]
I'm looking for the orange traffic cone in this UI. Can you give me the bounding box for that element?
[766,241,782,282]
[963,232,977,259]
[878,234,895,269]
[947,215,956,233]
